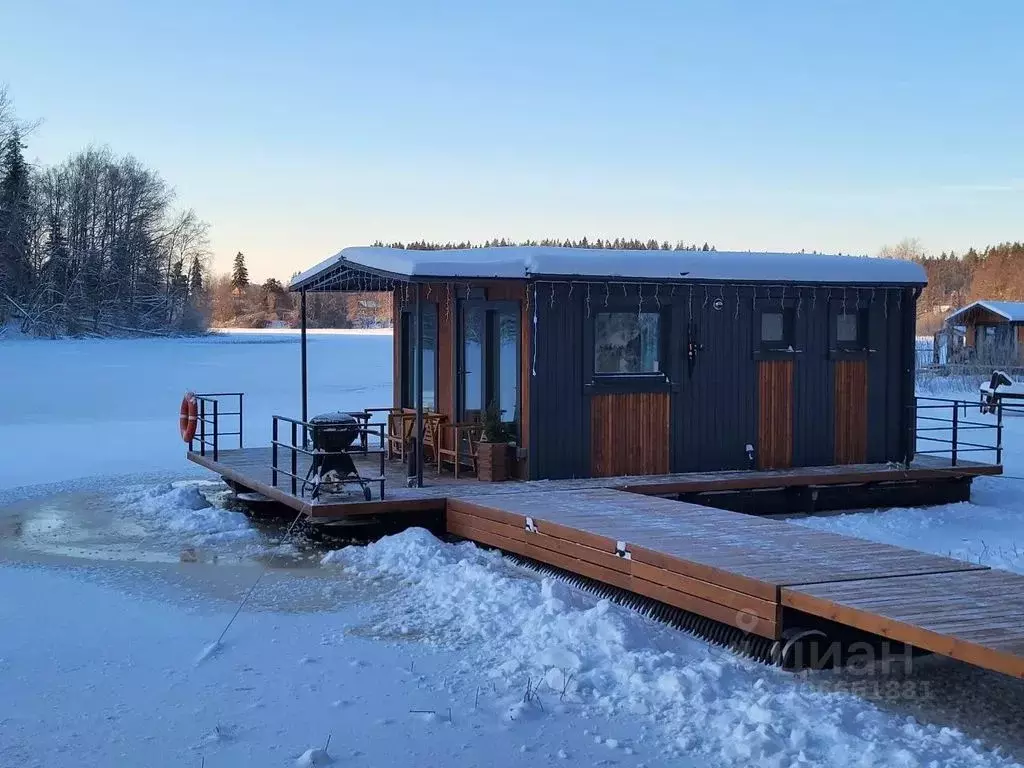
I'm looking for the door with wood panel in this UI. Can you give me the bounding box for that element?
[834,360,868,464]
[758,360,794,469]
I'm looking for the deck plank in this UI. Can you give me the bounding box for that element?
[782,570,1024,679]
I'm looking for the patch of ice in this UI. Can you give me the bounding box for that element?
[118,481,259,546]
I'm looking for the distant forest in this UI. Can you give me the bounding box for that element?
[5,88,1020,337]
[0,87,210,337]
[371,238,717,251]
[905,240,1024,334]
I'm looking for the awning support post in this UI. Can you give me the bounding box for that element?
[415,283,424,488]
[301,289,309,441]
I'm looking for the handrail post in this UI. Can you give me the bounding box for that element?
[951,401,958,467]
[238,394,244,448]
[199,398,206,457]
[996,402,1003,465]
[213,398,219,461]
[272,417,279,487]
[291,421,298,496]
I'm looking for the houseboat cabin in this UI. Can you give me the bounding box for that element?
[944,300,1024,366]
[289,246,927,482]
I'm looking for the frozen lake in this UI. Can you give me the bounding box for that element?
[1,332,1023,768]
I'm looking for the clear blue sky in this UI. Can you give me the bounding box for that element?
[2,0,1022,281]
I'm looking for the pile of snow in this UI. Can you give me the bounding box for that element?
[323,528,1017,766]
[119,481,258,545]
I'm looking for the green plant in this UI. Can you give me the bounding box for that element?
[480,400,510,443]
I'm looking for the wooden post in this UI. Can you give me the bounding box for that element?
[415,283,424,488]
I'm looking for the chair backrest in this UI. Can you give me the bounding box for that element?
[462,424,483,453]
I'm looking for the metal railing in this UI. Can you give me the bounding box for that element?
[913,396,1003,467]
[271,414,387,498]
[191,392,244,461]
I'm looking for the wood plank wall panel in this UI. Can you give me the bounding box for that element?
[835,359,868,464]
[590,392,670,477]
[757,360,793,469]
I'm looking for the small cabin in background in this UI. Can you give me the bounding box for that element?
[291,246,926,481]
[944,301,1024,366]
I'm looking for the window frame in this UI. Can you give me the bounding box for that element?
[584,300,671,393]
[828,300,870,359]
[456,298,521,439]
[753,302,798,360]
[400,304,439,412]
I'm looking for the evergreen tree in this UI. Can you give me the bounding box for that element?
[0,129,32,304]
[188,255,204,298]
[231,251,249,290]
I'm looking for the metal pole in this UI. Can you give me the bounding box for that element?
[238,394,244,448]
[272,417,278,487]
[300,289,309,432]
[996,402,1003,466]
[415,284,424,488]
[951,401,958,467]
[213,398,219,462]
[291,421,298,496]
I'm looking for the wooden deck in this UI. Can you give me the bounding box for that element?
[186,446,1001,519]
[186,446,1023,678]
[449,488,1024,679]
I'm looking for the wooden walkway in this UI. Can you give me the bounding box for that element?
[449,488,1024,679]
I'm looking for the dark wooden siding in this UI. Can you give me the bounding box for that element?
[792,292,834,466]
[834,360,868,463]
[590,392,670,477]
[530,283,589,479]
[528,281,917,480]
[672,285,758,472]
[758,360,793,469]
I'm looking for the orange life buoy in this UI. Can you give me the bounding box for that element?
[179,392,198,443]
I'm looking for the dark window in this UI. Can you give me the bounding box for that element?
[831,305,869,354]
[758,307,795,353]
[458,301,520,436]
[401,307,437,411]
[594,312,662,374]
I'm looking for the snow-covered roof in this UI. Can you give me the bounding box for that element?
[289,246,927,290]
[946,300,1024,324]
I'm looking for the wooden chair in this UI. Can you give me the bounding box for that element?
[437,422,484,478]
[383,409,414,461]
[421,412,446,466]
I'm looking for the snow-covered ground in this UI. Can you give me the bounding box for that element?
[2,334,1023,767]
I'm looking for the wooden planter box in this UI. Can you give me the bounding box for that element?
[476,441,510,482]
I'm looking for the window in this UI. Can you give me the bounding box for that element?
[594,312,662,375]
[831,305,868,355]
[401,307,437,411]
[758,307,795,354]
[836,312,859,343]
[458,301,520,435]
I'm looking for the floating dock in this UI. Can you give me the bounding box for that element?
[188,447,1022,679]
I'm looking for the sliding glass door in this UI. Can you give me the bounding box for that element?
[458,301,520,434]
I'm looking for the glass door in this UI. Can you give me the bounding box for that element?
[458,301,520,436]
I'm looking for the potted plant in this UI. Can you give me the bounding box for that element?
[477,400,512,482]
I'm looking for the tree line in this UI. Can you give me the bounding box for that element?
[206,251,388,329]
[373,237,716,251]
[0,87,210,337]
[883,239,1024,334]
